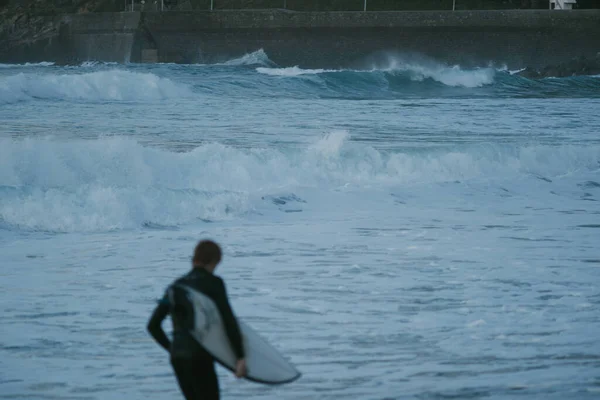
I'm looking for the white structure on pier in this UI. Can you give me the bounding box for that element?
[550,0,577,9]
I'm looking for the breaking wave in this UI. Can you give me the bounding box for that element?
[249,52,600,97]
[257,63,495,88]
[221,49,275,67]
[0,62,55,68]
[2,52,599,103]
[0,70,192,104]
[1,133,598,232]
[256,66,340,77]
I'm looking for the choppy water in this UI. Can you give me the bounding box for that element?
[1,50,599,400]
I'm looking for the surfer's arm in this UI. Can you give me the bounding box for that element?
[214,279,245,360]
[147,296,171,352]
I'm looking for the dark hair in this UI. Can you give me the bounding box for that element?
[193,240,222,266]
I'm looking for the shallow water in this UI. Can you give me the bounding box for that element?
[1,52,599,400]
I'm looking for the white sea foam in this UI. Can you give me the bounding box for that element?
[256,66,338,76]
[0,70,192,104]
[1,134,597,232]
[222,49,274,66]
[256,58,495,87]
[0,61,55,68]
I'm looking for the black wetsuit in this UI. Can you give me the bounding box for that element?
[147,268,245,400]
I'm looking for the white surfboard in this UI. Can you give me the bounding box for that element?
[174,284,301,385]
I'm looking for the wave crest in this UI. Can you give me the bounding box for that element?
[0,70,192,104]
[256,66,338,77]
[1,135,598,232]
[256,55,495,88]
[0,62,55,68]
[222,49,275,66]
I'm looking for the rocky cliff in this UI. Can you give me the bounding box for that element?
[0,1,122,62]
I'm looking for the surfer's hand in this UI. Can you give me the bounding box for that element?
[235,358,247,378]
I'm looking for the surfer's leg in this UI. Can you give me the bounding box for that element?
[189,357,219,400]
[199,360,220,400]
[171,357,199,400]
[171,356,219,400]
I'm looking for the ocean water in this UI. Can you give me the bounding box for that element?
[1,50,599,400]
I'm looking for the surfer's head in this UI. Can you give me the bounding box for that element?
[192,239,222,272]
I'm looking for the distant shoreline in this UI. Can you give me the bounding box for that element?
[1,9,599,70]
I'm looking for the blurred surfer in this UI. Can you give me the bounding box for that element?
[147,239,246,400]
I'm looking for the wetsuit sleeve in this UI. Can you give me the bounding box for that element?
[147,294,171,352]
[214,279,245,359]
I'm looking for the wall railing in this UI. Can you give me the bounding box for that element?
[125,0,598,12]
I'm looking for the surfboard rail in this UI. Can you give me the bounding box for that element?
[175,284,301,385]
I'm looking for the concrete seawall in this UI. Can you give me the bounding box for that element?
[62,12,141,63]
[141,9,600,68]
[1,10,599,68]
